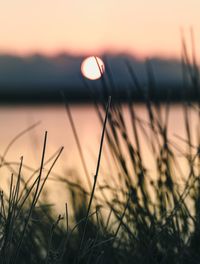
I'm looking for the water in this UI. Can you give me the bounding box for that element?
[0,104,199,213]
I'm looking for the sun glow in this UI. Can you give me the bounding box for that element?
[81,56,105,80]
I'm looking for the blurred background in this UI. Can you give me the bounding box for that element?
[0,0,200,102]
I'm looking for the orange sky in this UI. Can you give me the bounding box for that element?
[1,0,200,58]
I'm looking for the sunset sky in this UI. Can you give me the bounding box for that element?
[1,0,200,58]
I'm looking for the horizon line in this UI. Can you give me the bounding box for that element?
[0,49,182,61]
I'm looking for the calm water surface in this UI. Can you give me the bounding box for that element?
[0,104,198,213]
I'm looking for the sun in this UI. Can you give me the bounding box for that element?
[81,56,105,80]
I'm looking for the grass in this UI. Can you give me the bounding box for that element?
[1,33,200,263]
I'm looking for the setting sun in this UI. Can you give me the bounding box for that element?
[81,56,105,80]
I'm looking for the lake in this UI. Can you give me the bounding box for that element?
[0,103,199,214]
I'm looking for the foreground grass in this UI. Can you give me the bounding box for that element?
[1,97,200,264]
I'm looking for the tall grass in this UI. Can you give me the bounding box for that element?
[1,33,200,263]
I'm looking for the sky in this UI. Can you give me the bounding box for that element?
[1,0,200,58]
